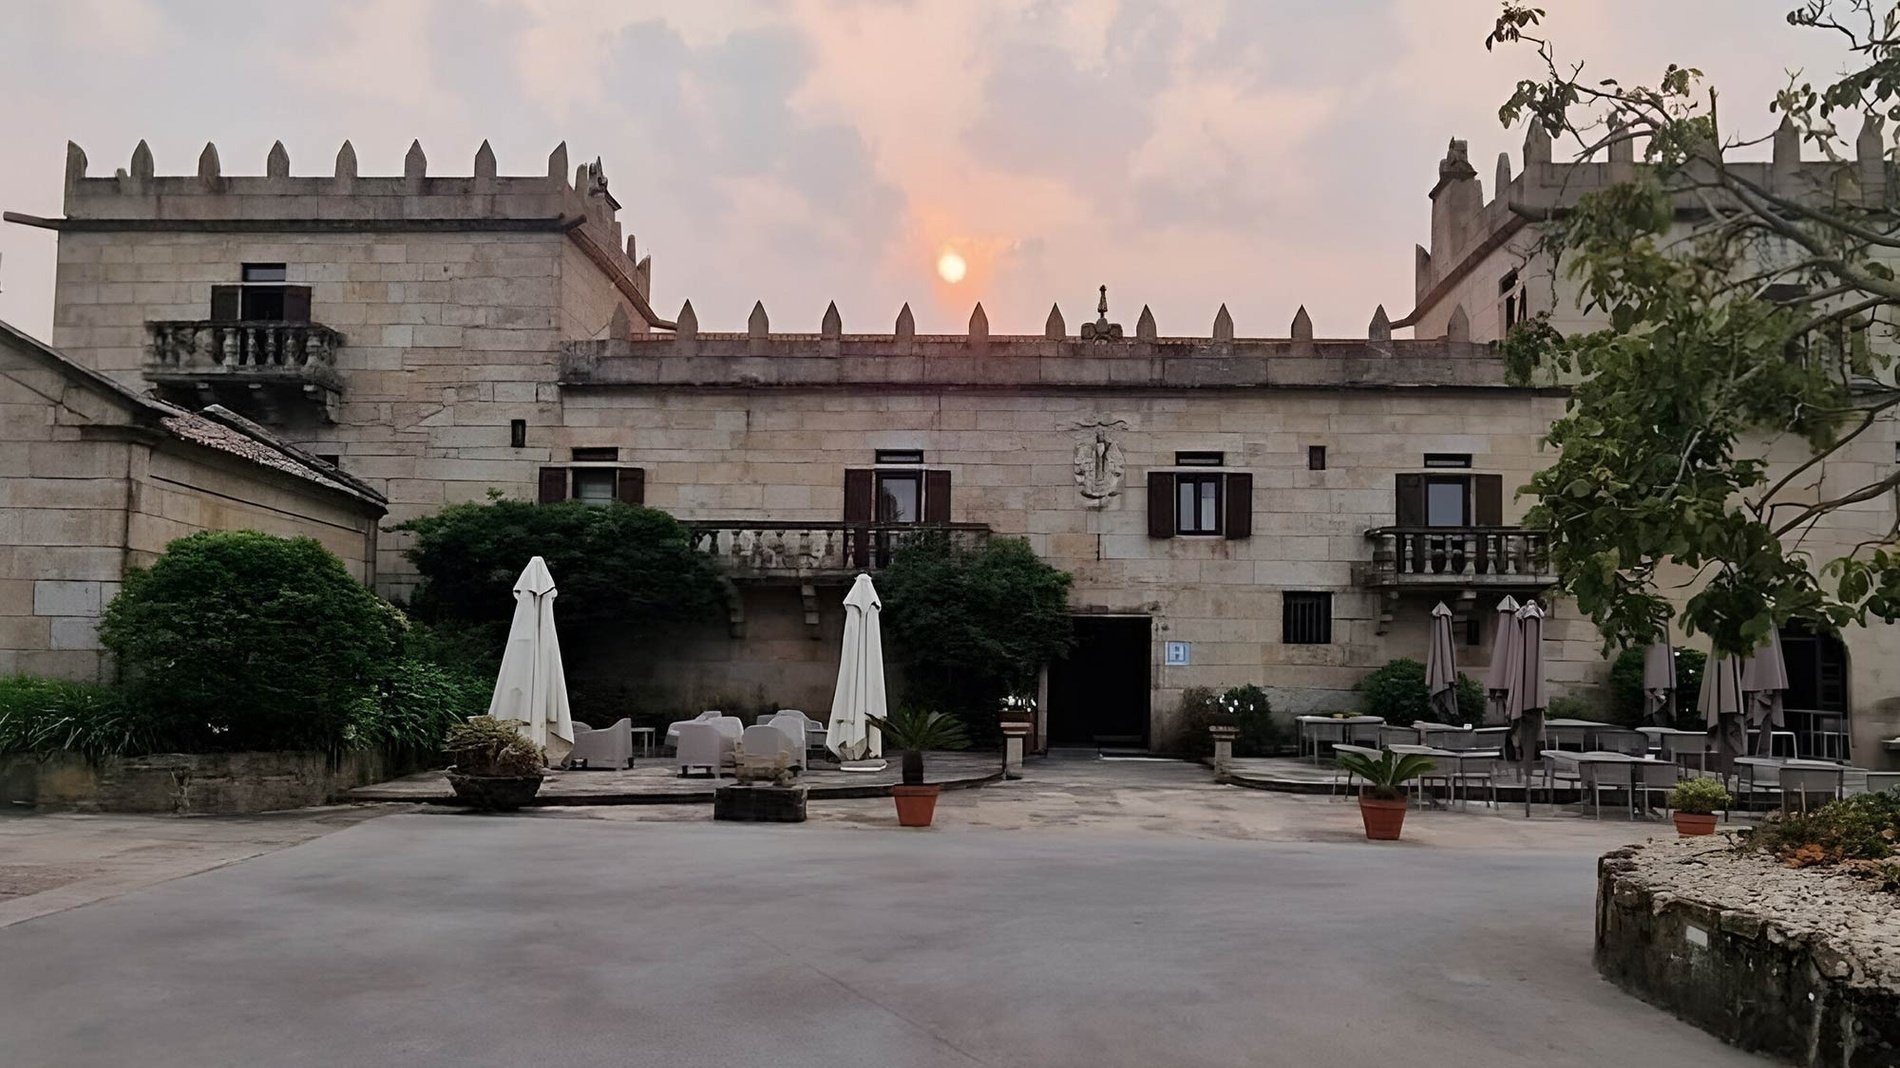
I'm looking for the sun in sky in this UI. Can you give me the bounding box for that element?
[936,249,967,284]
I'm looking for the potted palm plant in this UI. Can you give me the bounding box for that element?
[867,707,970,827]
[444,716,547,811]
[1333,749,1437,840]
[1668,778,1731,836]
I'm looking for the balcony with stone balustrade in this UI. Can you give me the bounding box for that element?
[144,320,345,422]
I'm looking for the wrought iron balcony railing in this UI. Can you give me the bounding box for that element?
[146,320,344,387]
[689,521,992,579]
[1362,526,1555,588]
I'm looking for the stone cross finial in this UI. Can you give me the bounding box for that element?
[1438,138,1477,183]
[895,303,915,342]
[405,140,427,179]
[1445,303,1471,342]
[1369,304,1392,342]
[130,140,154,180]
[969,302,989,342]
[266,141,290,178]
[1523,123,1552,167]
[334,140,358,179]
[1080,284,1121,339]
[625,235,638,261]
[821,301,842,339]
[548,142,569,182]
[1212,304,1234,341]
[748,301,770,337]
[197,142,221,180]
[1291,305,1313,341]
[1045,303,1065,339]
[1136,305,1156,340]
[474,140,497,180]
[1494,151,1512,192]
[676,300,698,339]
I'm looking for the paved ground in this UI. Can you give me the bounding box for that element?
[0,757,1767,1067]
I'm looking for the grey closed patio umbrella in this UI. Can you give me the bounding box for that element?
[1641,641,1676,727]
[1482,595,1521,725]
[1740,629,1790,755]
[1508,600,1548,816]
[1700,651,1747,769]
[1425,602,1460,722]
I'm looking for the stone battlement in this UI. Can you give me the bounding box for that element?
[51,139,654,311]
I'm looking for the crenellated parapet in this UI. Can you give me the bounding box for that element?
[48,138,657,319]
[562,291,1518,392]
[1412,115,1893,316]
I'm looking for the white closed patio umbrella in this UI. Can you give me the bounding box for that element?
[1483,595,1521,725]
[826,573,886,765]
[1701,650,1747,769]
[486,556,574,765]
[1741,629,1790,755]
[1508,600,1548,817]
[1641,640,1676,727]
[1425,602,1459,722]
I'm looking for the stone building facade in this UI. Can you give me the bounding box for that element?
[0,320,386,680]
[5,132,1895,760]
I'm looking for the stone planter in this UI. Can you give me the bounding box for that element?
[892,784,940,827]
[1673,811,1717,836]
[1358,795,1409,840]
[445,771,544,812]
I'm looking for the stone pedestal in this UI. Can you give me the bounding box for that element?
[713,783,808,822]
[1000,721,1031,780]
[1209,725,1239,777]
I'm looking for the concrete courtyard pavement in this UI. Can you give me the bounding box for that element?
[0,757,1766,1067]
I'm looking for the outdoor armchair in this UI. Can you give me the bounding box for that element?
[675,721,731,778]
[568,718,634,769]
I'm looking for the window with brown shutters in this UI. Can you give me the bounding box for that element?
[923,469,952,523]
[1147,472,1176,539]
[538,467,568,504]
[616,467,646,506]
[536,466,645,505]
[280,285,313,323]
[843,469,875,524]
[1473,474,1503,526]
[1394,473,1426,527]
[210,285,241,322]
[1223,472,1253,540]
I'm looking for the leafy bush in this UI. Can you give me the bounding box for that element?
[1668,777,1731,815]
[1745,790,1900,875]
[1607,646,1707,728]
[395,498,725,630]
[1354,659,1485,727]
[444,716,545,776]
[1219,685,1278,757]
[371,657,490,756]
[1546,690,1612,722]
[0,676,162,760]
[100,531,402,752]
[869,706,971,752]
[1175,686,1224,759]
[1334,749,1437,802]
[879,535,1074,725]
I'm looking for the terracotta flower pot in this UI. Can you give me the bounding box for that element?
[1673,811,1718,837]
[892,784,941,827]
[1358,795,1409,841]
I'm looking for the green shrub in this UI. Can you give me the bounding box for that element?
[1355,659,1486,727]
[1220,684,1278,757]
[1175,686,1224,758]
[1668,777,1731,815]
[100,531,401,752]
[1608,646,1707,728]
[1745,789,1900,871]
[1546,690,1612,722]
[394,498,725,630]
[0,676,161,760]
[879,535,1073,727]
[444,716,545,776]
[371,657,490,756]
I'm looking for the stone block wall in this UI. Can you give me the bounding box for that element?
[0,749,412,814]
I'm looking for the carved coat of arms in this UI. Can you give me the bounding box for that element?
[1073,427,1126,507]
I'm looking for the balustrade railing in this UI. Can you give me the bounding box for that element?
[1364,526,1552,586]
[146,320,343,374]
[689,522,991,577]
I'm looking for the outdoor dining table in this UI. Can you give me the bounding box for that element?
[1295,715,1383,764]
[1388,744,1502,808]
[1539,749,1672,816]
[1731,755,1851,798]
[1542,718,1614,750]
[1637,726,1712,770]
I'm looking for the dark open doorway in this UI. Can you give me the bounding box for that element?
[1045,615,1152,749]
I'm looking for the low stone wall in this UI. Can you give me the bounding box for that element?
[1596,838,1900,1067]
[1,749,416,815]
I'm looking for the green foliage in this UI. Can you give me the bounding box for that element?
[1488,3,1900,657]
[99,531,401,752]
[869,706,971,752]
[444,715,545,777]
[1668,777,1732,815]
[1607,646,1707,728]
[879,535,1074,721]
[1746,789,1900,873]
[1354,659,1486,728]
[394,498,725,630]
[0,676,162,760]
[1175,686,1225,759]
[1219,684,1278,757]
[371,657,490,756]
[1335,749,1438,801]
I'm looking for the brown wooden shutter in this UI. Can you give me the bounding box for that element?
[210,285,241,322]
[843,469,874,523]
[281,285,313,323]
[1148,472,1176,539]
[617,467,646,506]
[1473,474,1503,526]
[537,466,567,504]
[923,469,952,524]
[1394,473,1425,526]
[1223,472,1253,540]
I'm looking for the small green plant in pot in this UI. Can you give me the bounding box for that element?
[1668,778,1731,837]
[1333,749,1437,841]
[443,715,547,811]
[867,707,970,827]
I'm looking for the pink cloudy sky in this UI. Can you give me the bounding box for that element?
[0,0,1849,340]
